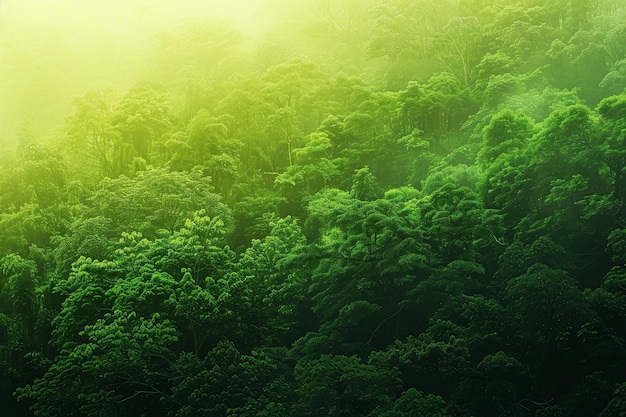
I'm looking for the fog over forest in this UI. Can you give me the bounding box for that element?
[0,0,269,147]
[1,1,626,417]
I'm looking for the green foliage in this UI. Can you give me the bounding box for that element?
[236,216,308,340]
[61,88,123,178]
[169,342,282,417]
[377,388,451,417]
[597,94,626,199]
[600,382,626,417]
[350,166,382,201]
[293,354,401,417]
[478,109,534,165]
[0,254,39,345]
[84,167,229,238]
[19,309,179,417]
[3,2,626,416]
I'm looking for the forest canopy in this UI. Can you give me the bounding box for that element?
[2,0,626,416]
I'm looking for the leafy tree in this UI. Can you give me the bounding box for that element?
[376,388,451,417]
[596,94,626,199]
[19,209,243,417]
[417,183,498,264]
[482,3,559,72]
[84,167,228,239]
[275,132,339,197]
[503,264,594,399]
[19,308,178,417]
[293,354,401,417]
[111,82,176,167]
[396,73,474,147]
[478,109,534,166]
[432,16,483,86]
[301,184,441,353]
[366,0,455,88]
[372,320,471,398]
[61,88,122,178]
[0,144,71,251]
[169,342,284,417]
[236,216,309,343]
[600,382,626,417]
[350,166,382,201]
[51,216,114,279]
[185,110,230,165]
[0,254,39,345]
[149,18,245,122]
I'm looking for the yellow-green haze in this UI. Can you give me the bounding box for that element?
[0,0,266,150]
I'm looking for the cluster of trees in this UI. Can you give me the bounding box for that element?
[2,0,626,416]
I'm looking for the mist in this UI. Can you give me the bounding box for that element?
[0,0,267,149]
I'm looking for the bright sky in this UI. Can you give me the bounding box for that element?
[1,0,266,34]
[0,0,272,146]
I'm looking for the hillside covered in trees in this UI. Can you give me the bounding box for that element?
[2,0,626,416]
